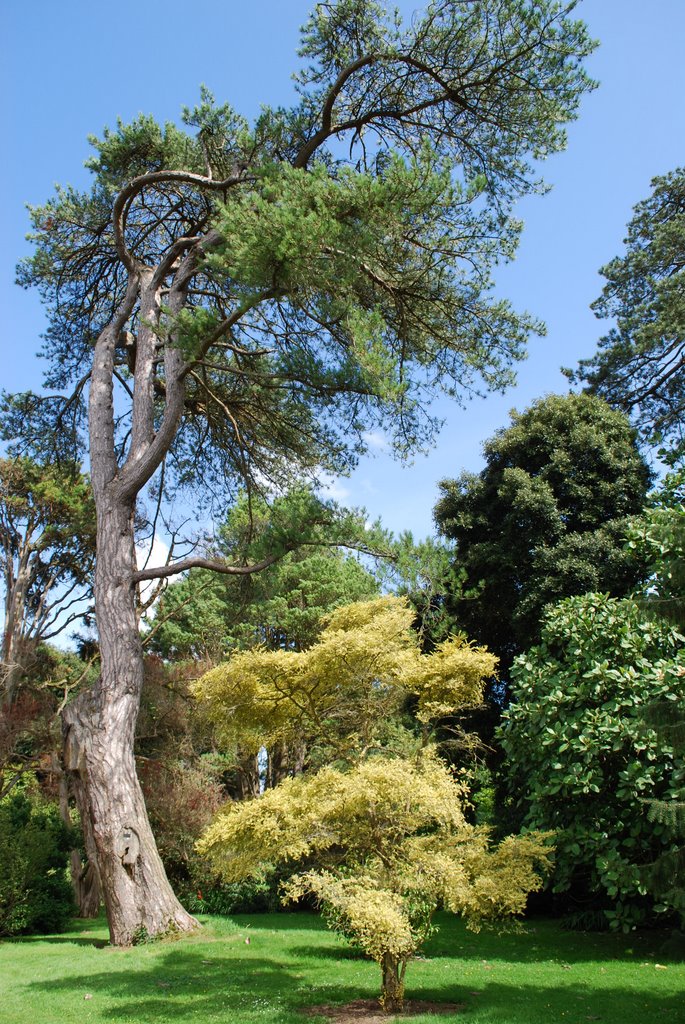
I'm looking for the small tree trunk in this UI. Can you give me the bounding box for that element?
[266,739,307,788]
[62,497,198,945]
[1,634,35,708]
[267,738,290,788]
[237,751,260,799]
[1,524,48,710]
[72,771,103,917]
[380,952,407,1012]
[76,858,102,918]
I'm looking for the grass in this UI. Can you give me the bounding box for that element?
[0,911,683,1024]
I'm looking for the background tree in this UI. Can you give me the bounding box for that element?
[434,393,652,687]
[138,751,228,898]
[498,593,685,929]
[0,788,76,938]
[142,487,382,806]
[196,597,551,1011]
[627,472,685,923]
[567,168,685,463]
[0,459,100,919]
[379,532,462,652]
[641,703,685,928]
[628,469,685,627]
[14,0,595,944]
[148,490,381,662]
[0,457,95,706]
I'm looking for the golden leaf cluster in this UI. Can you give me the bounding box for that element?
[192,596,495,755]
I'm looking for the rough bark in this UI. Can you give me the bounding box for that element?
[57,753,102,917]
[267,739,290,789]
[62,495,198,945]
[74,858,102,919]
[267,739,307,788]
[1,554,32,707]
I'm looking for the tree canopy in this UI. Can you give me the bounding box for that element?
[628,470,685,628]
[14,0,597,504]
[434,393,652,682]
[147,490,381,661]
[193,595,495,769]
[567,167,685,463]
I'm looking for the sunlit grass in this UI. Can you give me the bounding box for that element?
[1,911,683,1023]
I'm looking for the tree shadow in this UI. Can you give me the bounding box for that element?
[8,934,109,947]
[406,980,684,1023]
[25,946,368,1022]
[234,911,671,961]
[5,914,110,949]
[288,946,367,961]
[232,912,329,933]
[18,916,685,1024]
[422,915,669,965]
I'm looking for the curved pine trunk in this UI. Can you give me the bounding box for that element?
[62,497,198,945]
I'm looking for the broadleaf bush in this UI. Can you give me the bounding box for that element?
[0,792,75,936]
[499,593,685,929]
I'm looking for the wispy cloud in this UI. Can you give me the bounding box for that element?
[318,475,352,503]
[362,430,390,452]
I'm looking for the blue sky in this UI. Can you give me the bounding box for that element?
[3,0,685,539]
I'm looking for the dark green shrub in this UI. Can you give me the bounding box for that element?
[0,793,75,936]
[499,594,685,930]
[180,873,283,915]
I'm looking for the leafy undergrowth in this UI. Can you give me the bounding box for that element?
[0,911,683,1024]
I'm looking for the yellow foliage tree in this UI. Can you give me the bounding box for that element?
[195,598,552,1011]
[193,596,494,766]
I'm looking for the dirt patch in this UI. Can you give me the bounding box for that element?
[303,998,467,1023]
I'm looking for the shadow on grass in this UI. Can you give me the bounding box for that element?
[25,946,370,1022]
[231,917,667,962]
[14,911,684,1024]
[8,934,109,947]
[6,915,109,948]
[422,915,671,966]
[282,912,675,969]
[406,980,685,1023]
[26,950,685,1024]
[231,913,329,933]
[288,946,368,961]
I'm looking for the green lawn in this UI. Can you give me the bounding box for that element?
[1,912,683,1024]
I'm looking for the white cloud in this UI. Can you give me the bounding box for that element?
[318,475,352,503]
[136,536,171,571]
[362,430,390,452]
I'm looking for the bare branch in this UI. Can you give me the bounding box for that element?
[132,551,284,583]
[112,170,247,273]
